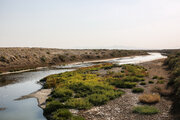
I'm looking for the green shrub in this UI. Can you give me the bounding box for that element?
[69,82,93,97]
[123,76,144,82]
[133,105,159,115]
[46,97,55,102]
[0,56,7,62]
[58,55,66,62]
[159,77,164,80]
[40,56,46,62]
[53,88,73,102]
[52,109,72,120]
[112,81,136,88]
[157,80,164,84]
[88,94,109,106]
[65,98,92,110]
[149,81,154,84]
[140,82,146,85]
[44,101,65,115]
[132,88,144,93]
[104,90,124,100]
[71,116,85,120]
[152,76,158,79]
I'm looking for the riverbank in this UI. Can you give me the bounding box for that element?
[29,58,173,120]
[0,47,147,73]
[0,55,137,75]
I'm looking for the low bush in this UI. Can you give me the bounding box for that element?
[52,109,72,120]
[123,76,144,82]
[112,81,136,88]
[152,76,158,79]
[139,94,160,104]
[44,101,65,115]
[71,116,85,120]
[0,56,7,62]
[104,90,124,100]
[40,56,46,62]
[133,105,159,115]
[46,97,55,102]
[132,88,144,93]
[88,94,109,106]
[159,77,164,80]
[65,98,92,110]
[53,88,73,102]
[157,80,164,84]
[140,82,146,85]
[149,81,154,84]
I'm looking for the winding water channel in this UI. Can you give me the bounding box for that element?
[0,53,166,120]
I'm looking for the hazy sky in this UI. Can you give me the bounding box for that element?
[0,0,180,49]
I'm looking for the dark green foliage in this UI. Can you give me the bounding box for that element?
[44,101,65,115]
[46,97,55,102]
[133,105,159,115]
[112,81,136,88]
[159,77,164,80]
[140,82,146,85]
[88,94,109,106]
[52,109,72,120]
[149,81,154,84]
[132,88,144,93]
[157,80,164,84]
[152,76,164,80]
[40,56,46,62]
[0,56,7,62]
[104,90,124,100]
[123,76,145,82]
[164,51,180,118]
[58,55,66,62]
[69,82,92,97]
[65,98,92,110]
[152,76,158,79]
[53,88,73,102]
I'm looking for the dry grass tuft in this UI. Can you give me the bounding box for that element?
[139,94,160,104]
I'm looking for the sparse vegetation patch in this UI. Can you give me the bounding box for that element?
[133,105,159,115]
[139,94,160,104]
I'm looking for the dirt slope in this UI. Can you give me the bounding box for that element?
[0,47,147,72]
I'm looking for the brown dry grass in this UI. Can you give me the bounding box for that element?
[139,94,160,104]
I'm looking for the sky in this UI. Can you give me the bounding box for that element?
[0,0,180,49]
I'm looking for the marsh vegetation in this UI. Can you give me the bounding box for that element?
[41,63,148,120]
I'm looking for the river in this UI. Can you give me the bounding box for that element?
[0,53,166,120]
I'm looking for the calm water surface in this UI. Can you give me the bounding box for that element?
[0,53,166,120]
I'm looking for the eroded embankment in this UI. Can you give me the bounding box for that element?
[0,47,147,73]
